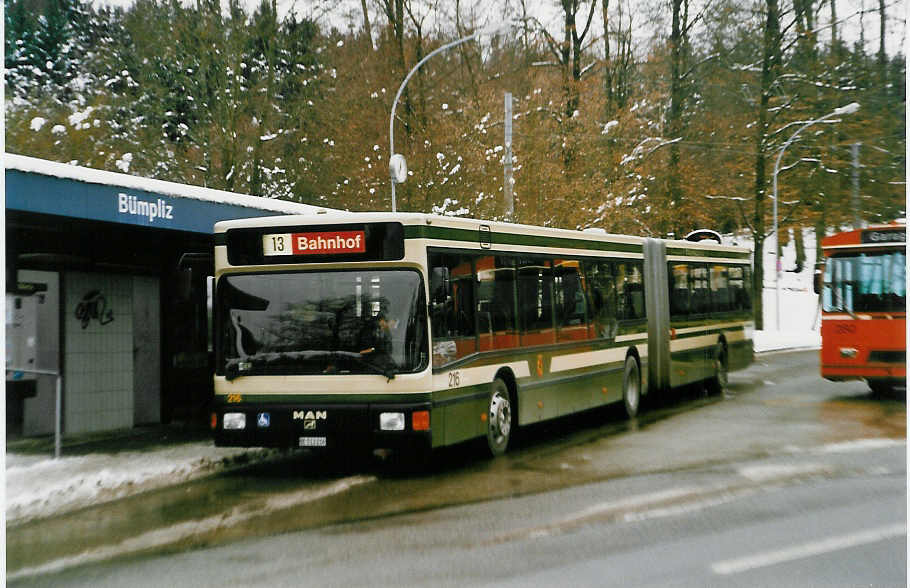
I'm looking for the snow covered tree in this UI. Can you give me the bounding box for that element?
[3,0,902,265]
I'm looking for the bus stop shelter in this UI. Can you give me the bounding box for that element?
[5,153,335,437]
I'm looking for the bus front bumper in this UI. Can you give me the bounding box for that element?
[821,363,906,382]
[212,402,433,451]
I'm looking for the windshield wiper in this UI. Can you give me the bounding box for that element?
[225,359,253,381]
[833,288,859,320]
[348,352,397,381]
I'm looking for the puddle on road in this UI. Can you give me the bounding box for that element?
[819,393,906,443]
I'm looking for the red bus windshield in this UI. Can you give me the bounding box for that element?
[822,250,906,313]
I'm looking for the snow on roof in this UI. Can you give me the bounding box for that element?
[4,152,337,215]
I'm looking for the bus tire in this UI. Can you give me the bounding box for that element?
[707,342,728,396]
[486,378,513,457]
[869,379,902,398]
[622,356,641,419]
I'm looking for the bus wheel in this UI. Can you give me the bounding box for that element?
[622,356,641,419]
[869,380,900,398]
[708,343,728,396]
[486,379,512,456]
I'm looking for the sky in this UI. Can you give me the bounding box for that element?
[87,0,906,58]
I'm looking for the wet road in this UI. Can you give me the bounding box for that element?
[8,350,906,584]
[21,440,904,587]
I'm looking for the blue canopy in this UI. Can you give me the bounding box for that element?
[5,154,332,234]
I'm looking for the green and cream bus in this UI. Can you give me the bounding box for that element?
[211,213,753,456]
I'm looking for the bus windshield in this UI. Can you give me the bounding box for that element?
[217,270,427,378]
[823,250,906,313]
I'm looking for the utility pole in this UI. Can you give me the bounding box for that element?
[851,142,861,229]
[504,92,514,221]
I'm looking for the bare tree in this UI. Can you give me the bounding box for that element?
[665,0,711,235]
[379,0,412,136]
[602,0,634,116]
[666,0,688,234]
[750,0,783,330]
[877,0,887,84]
[531,0,598,166]
[360,0,374,50]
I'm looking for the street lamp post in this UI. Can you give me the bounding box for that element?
[388,26,503,212]
[772,102,859,330]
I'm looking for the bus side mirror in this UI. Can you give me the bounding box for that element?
[177,253,213,300]
[430,267,449,304]
[813,263,824,295]
[177,268,194,301]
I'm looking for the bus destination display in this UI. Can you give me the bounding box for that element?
[263,230,367,256]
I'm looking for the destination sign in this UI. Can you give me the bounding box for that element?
[227,223,404,265]
[861,229,906,244]
[263,230,367,256]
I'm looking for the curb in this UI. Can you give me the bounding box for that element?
[754,346,821,355]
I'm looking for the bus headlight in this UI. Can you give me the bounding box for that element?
[840,347,858,358]
[380,412,405,431]
[223,412,247,430]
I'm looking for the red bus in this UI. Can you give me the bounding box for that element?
[819,224,906,396]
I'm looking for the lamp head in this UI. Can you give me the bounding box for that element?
[832,102,860,116]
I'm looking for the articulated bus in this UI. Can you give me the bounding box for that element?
[819,224,906,396]
[211,213,754,456]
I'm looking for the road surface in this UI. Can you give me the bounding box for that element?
[8,350,906,586]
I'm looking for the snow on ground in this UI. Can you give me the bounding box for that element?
[728,226,824,352]
[5,443,279,525]
[6,474,377,583]
[753,329,821,353]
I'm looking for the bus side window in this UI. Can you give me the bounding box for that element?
[728,266,751,312]
[516,258,546,331]
[475,256,516,334]
[517,257,554,345]
[554,259,589,342]
[670,263,690,317]
[428,252,476,367]
[624,261,645,319]
[492,256,517,334]
[583,260,618,339]
[691,264,710,315]
[710,265,730,313]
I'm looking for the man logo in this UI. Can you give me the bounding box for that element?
[294,410,327,429]
[293,410,327,421]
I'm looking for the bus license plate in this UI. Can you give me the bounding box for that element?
[299,436,327,447]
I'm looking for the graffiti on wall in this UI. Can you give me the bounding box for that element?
[75,290,114,329]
